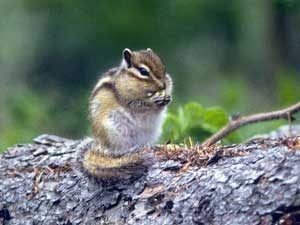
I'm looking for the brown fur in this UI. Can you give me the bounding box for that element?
[83,148,144,178]
[90,87,120,149]
[130,49,166,78]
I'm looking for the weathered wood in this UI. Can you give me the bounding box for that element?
[1,126,300,225]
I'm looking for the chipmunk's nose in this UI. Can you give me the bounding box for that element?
[152,75,165,90]
[158,81,166,90]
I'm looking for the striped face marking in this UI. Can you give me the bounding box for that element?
[122,48,166,82]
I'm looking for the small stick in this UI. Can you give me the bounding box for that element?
[201,102,300,147]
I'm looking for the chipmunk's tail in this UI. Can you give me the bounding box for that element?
[83,148,145,178]
[76,139,151,181]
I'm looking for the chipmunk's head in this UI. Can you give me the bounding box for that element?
[115,48,173,111]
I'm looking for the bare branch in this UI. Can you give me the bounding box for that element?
[201,102,300,147]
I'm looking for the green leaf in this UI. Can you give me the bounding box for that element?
[161,113,181,143]
[203,107,229,129]
[183,101,205,125]
[161,102,242,144]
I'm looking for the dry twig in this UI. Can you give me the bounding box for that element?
[202,102,300,147]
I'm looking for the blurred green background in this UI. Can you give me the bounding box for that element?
[0,0,299,151]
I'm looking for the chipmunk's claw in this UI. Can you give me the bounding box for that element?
[153,95,172,107]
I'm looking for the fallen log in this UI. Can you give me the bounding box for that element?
[1,126,300,225]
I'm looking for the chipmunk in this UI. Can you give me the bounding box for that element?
[83,48,173,178]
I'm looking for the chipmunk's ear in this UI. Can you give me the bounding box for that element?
[146,48,153,52]
[123,48,132,67]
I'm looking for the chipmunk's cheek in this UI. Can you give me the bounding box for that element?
[146,91,155,97]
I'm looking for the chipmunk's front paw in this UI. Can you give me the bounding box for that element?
[153,95,172,107]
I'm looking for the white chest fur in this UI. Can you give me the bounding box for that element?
[105,108,166,155]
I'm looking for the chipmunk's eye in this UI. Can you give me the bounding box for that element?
[137,67,150,76]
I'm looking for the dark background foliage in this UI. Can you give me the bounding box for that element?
[0,0,299,150]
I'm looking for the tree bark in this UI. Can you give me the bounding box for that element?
[1,126,300,225]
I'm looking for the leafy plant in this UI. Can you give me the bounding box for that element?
[161,102,241,144]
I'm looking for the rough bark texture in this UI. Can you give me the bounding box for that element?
[1,126,300,225]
